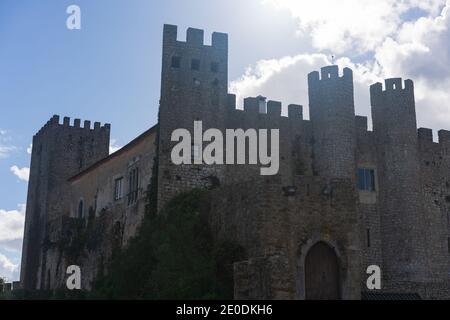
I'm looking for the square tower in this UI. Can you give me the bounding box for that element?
[158,25,229,210]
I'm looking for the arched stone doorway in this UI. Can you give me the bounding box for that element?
[305,241,340,300]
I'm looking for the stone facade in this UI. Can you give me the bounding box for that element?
[19,24,450,299]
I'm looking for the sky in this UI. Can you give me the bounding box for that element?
[1,0,450,282]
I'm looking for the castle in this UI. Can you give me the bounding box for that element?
[19,24,450,300]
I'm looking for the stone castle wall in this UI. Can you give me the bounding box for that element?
[207,176,361,300]
[20,116,110,290]
[19,24,450,299]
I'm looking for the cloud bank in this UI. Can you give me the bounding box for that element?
[0,130,16,159]
[0,253,19,282]
[231,0,450,133]
[10,166,30,182]
[0,204,25,281]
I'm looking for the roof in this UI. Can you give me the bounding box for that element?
[69,125,157,182]
[361,292,422,300]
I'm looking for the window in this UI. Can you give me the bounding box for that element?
[448,237,450,254]
[78,200,84,219]
[171,56,181,68]
[114,177,123,201]
[367,229,371,248]
[357,168,376,192]
[211,62,219,73]
[191,59,200,71]
[128,168,139,206]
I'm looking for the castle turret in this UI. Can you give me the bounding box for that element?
[20,115,110,290]
[370,79,428,284]
[308,66,356,179]
[158,24,228,210]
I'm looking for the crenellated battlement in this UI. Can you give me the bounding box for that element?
[226,94,303,120]
[418,127,450,150]
[163,24,228,49]
[418,128,434,143]
[370,78,414,107]
[438,130,450,146]
[371,78,414,93]
[308,65,353,85]
[35,115,110,137]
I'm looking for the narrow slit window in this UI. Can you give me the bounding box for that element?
[367,229,371,248]
[78,200,84,219]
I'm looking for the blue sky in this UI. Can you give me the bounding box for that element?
[1,0,450,281]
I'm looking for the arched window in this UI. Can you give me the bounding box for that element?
[78,199,84,219]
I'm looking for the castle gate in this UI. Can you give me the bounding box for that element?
[305,242,340,300]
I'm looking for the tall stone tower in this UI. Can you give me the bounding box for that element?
[370,79,428,284]
[308,66,356,179]
[20,115,110,290]
[158,24,228,210]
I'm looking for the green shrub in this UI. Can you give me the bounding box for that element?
[90,189,244,300]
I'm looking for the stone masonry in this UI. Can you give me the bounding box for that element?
[19,24,450,299]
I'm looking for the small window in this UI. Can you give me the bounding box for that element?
[114,177,123,201]
[367,229,371,248]
[211,62,219,73]
[357,168,376,192]
[128,168,139,206]
[78,200,84,219]
[171,56,181,68]
[191,59,200,71]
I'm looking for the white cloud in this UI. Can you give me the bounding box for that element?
[373,2,450,130]
[10,166,30,182]
[27,144,32,155]
[0,205,25,281]
[230,54,382,129]
[231,0,450,133]
[0,130,16,159]
[109,139,122,154]
[0,146,15,159]
[230,53,330,118]
[263,0,447,53]
[0,204,25,244]
[0,253,19,282]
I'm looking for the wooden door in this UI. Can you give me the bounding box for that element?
[305,242,340,300]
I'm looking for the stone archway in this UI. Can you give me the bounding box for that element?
[305,241,340,300]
